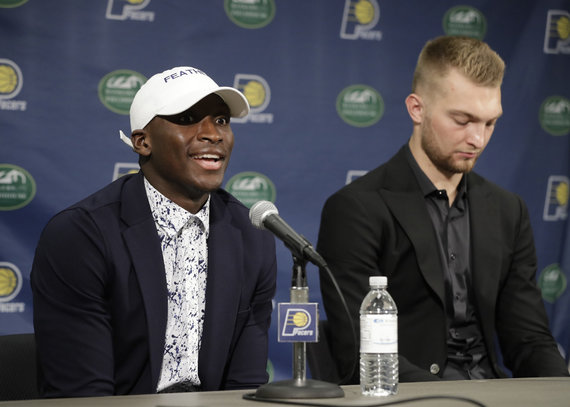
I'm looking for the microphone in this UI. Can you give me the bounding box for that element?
[249,201,327,269]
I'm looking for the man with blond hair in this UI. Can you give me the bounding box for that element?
[318,36,569,382]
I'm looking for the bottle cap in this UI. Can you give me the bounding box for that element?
[369,275,387,287]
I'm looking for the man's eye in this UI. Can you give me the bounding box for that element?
[216,116,230,125]
[177,114,194,124]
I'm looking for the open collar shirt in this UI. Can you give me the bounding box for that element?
[144,177,210,391]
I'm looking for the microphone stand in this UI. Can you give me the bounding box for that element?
[254,255,344,399]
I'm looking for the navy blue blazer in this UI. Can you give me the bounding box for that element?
[31,172,277,397]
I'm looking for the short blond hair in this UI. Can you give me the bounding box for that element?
[412,36,505,92]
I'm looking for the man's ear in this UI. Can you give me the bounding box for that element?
[405,93,425,124]
[131,130,151,157]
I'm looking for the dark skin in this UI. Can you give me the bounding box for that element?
[130,93,234,214]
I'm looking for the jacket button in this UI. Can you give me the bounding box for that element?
[430,363,440,374]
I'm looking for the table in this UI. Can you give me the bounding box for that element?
[1,377,569,407]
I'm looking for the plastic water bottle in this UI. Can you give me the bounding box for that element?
[360,275,398,396]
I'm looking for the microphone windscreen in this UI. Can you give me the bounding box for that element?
[249,200,279,229]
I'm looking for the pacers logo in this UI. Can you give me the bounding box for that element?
[232,74,273,124]
[224,0,275,29]
[544,10,570,54]
[278,303,317,342]
[543,175,569,221]
[0,164,36,210]
[112,163,139,181]
[0,262,23,304]
[225,171,276,209]
[443,5,487,39]
[340,0,382,41]
[0,59,26,111]
[538,264,567,303]
[98,70,146,115]
[105,0,154,21]
[539,96,570,136]
[337,84,384,127]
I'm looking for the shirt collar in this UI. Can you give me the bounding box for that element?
[404,143,468,200]
[144,177,210,239]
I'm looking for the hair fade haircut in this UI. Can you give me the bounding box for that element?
[412,36,506,92]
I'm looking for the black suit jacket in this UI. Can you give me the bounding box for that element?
[31,172,277,397]
[318,145,568,383]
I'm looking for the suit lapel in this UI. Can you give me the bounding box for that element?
[468,174,502,317]
[120,173,168,389]
[198,193,243,390]
[380,147,446,305]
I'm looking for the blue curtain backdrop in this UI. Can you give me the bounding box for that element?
[1,0,569,382]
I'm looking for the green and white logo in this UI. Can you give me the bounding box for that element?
[224,0,275,29]
[98,69,147,115]
[538,264,567,303]
[443,6,487,39]
[336,84,384,127]
[0,164,35,210]
[225,171,276,208]
[0,0,28,7]
[539,96,570,136]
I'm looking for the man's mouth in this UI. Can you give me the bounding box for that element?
[192,153,224,162]
[191,153,226,170]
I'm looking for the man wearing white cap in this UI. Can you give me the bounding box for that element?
[31,67,277,397]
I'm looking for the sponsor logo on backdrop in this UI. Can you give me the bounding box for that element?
[346,170,368,184]
[544,10,570,54]
[278,303,317,342]
[340,0,382,41]
[539,96,570,136]
[232,74,273,124]
[0,58,26,111]
[337,84,384,127]
[442,6,486,39]
[0,262,25,312]
[106,0,154,22]
[99,70,147,115]
[225,171,276,208]
[0,164,36,210]
[112,163,139,181]
[538,264,567,303]
[543,175,569,221]
[224,0,275,29]
[0,0,28,7]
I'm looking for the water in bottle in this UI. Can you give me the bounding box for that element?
[360,275,398,396]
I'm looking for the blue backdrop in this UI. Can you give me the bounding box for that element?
[1,0,569,382]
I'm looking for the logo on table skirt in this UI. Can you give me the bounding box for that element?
[106,0,155,21]
[442,5,487,39]
[340,0,382,41]
[539,96,570,136]
[337,84,384,127]
[278,303,318,342]
[231,73,273,124]
[225,171,276,208]
[0,59,26,111]
[0,164,36,210]
[543,175,569,221]
[98,69,147,115]
[224,0,276,29]
[543,10,570,54]
[538,264,567,303]
[0,262,24,311]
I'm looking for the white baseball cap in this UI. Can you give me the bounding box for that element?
[119,66,249,148]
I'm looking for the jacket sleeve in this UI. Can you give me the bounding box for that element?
[495,196,569,377]
[317,190,441,383]
[31,208,116,397]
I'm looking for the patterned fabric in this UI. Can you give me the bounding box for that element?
[144,178,209,392]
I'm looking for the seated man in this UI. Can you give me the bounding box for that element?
[31,66,277,397]
[317,36,569,382]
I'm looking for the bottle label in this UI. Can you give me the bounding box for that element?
[360,314,398,353]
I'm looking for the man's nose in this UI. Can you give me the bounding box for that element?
[196,116,222,143]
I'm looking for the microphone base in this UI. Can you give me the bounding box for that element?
[254,378,345,399]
